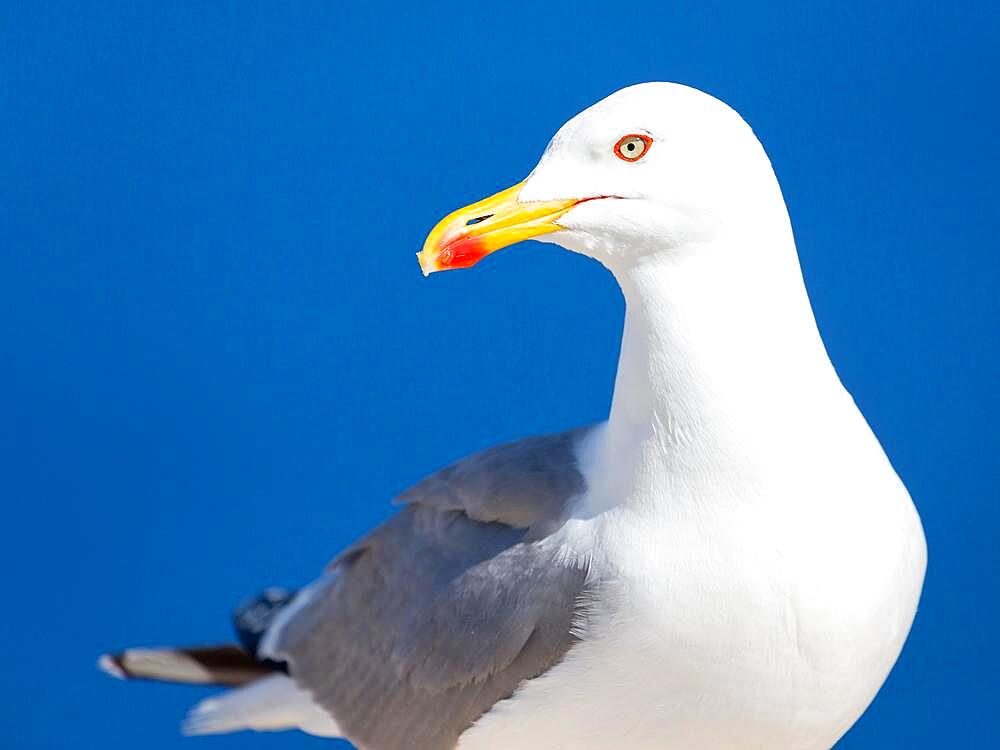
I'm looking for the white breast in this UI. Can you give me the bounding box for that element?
[458,449,926,750]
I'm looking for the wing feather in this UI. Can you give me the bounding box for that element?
[264,427,595,750]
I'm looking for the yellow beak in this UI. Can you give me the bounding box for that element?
[417,180,580,276]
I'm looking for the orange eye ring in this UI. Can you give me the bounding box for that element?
[614,134,653,162]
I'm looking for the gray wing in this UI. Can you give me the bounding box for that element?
[262,426,594,750]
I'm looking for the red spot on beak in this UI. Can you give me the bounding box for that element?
[437,235,489,271]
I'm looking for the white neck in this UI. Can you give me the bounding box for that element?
[589,221,851,512]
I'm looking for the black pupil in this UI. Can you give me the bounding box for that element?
[627,142,636,151]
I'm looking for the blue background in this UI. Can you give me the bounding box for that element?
[2,2,997,748]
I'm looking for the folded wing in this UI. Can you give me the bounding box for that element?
[261,426,594,750]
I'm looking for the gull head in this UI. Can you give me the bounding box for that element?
[418,82,784,276]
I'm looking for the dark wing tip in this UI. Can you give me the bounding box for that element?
[232,587,298,656]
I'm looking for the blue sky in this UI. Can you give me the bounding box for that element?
[2,2,998,748]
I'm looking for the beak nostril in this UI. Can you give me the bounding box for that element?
[466,214,493,227]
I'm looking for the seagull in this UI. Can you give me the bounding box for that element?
[100,82,927,750]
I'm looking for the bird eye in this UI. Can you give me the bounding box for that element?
[614,134,652,162]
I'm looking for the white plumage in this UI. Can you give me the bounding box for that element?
[455,84,924,750]
[184,674,340,737]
